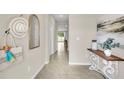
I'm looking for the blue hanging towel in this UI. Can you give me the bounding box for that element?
[5,50,15,62]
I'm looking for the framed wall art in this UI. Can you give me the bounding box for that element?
[29,14,40,49]
[97,15,124,48]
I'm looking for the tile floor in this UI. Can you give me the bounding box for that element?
[36,42,105,79]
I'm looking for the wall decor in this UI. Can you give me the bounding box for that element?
[0,28,23,62]
[0,15,25,71]
[29,14,40,49]
[91,40,97,50]
[97,15,124,46]
[9,17,28,38]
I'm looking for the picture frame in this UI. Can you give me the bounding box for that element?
[29,14,40,49]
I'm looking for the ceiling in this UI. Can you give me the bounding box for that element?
[53,14,69,25]
[52,14,69,31]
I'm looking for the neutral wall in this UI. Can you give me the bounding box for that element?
[44,15,57,64]
[48,15,57,55]
[69,15,97,65]
[0,14,46,78]
[44,15,50,64]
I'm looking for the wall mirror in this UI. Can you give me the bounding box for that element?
[29,14,40,49]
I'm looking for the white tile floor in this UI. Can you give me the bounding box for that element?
[36,42,104,79]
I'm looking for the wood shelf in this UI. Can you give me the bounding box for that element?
[87,48,124,61]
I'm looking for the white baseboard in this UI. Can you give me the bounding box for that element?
[69,62,90,65]
[31,63,45,79]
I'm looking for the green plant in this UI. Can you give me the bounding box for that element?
[103,38,120,50]
[58,32,64,37]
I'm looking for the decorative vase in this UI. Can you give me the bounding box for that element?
[91,40,97,50]
[104,49,112,57]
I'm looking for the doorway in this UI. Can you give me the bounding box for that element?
[57,32,64,42]
[57,31,68,53]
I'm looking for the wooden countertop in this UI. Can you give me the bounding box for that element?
[87,48,124,61]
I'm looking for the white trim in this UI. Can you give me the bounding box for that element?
[31,63,45,79]
[69,62,90,65]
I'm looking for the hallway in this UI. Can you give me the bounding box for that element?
[36,42,104,79]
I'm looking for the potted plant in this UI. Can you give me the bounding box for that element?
[102,38,120,57]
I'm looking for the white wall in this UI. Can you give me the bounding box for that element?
[44,15,57,65]
[44,15,50,64]
[47,15,57,55]
[0,14,46,78]
[69,15,97,65]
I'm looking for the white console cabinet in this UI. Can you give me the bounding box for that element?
[88,48,124,79]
